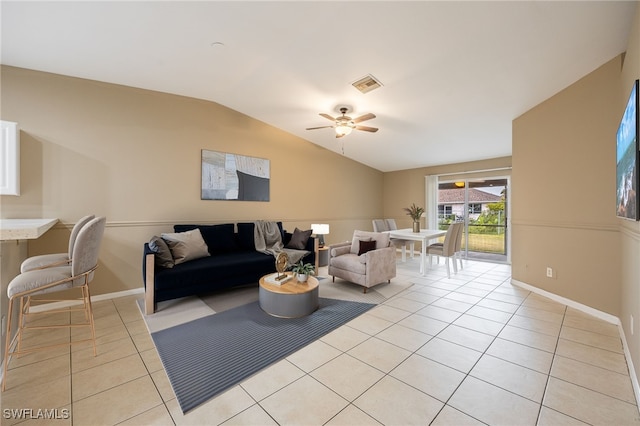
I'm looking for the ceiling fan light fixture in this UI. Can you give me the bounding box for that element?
[335,124,353,136]
[307,106,377,136]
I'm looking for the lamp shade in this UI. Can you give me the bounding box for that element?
[311,224,329,235]
[311,224,329,247]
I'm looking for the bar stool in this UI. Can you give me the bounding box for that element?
[20,215,94,272]
[2,216,106,391]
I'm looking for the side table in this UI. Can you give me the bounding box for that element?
[259,272,319,318]
[317,246,329,267]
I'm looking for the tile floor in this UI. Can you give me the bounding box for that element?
[2,258,640,425]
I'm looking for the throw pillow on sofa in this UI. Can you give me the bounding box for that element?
[237,222,256,251]
[149,236,175,268]
[161,229,210,265]
[173,223,237,255]
[286,227,312,250]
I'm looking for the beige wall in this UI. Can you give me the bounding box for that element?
[511,3,639,387]
[0,66,383,296]
[619,3,640,393]
[511,2,640,386]
[512,56,622,315]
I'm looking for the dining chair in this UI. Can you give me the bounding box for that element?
[2,216,106,391]
[453,222,464,270]
[385,218,415,260]
[372,219,389,232]
[20,215,95,273]
[430,222,464,270]
[426,222,459,278]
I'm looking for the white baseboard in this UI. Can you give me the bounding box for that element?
[511,279,619,324]
[511,278,640,409]
[28,288,144,313]
[619,322,640,410]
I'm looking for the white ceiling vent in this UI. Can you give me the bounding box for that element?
[352,74,383,94]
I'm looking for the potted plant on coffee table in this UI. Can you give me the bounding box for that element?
[404,203,425,232]
[291,260,315,283]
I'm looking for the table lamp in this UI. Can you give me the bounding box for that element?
[311,224,329,247]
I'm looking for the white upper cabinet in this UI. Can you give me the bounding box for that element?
[0,121,20,195]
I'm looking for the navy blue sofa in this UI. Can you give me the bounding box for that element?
[143,222,317,314]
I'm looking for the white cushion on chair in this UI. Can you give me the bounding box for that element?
[20,215,95,273]
[20,253,69,273]
[330,253,366,274]
[7,266,75,298]
[426,244,444,255]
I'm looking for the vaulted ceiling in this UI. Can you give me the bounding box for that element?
[1,1,636,171]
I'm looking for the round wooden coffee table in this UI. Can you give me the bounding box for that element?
[259,272,319,318]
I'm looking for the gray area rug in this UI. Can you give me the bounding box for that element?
[150,297,375,413]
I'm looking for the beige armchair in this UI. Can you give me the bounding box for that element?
[328,230,397,293]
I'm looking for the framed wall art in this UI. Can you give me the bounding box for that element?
[201,150,270,201]
[616,79,639,220]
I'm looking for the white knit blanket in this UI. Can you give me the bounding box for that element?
[253,221,308,266]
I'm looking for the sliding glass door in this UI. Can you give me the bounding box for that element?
[437,178,508,263]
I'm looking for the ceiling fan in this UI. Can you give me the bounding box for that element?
[306,107,378,138]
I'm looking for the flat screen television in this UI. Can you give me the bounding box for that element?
[616,79,639,220]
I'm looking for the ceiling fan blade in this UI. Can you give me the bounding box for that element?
[319,113,336,121]
[335,133,345,139]
[353,113,376,123]
[306,125,334,130]
[355,125,379,132]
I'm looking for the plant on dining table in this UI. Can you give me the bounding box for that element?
[404,203,425,222]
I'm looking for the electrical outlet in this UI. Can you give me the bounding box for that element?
[632,315,634,335]
[546,267,553,278]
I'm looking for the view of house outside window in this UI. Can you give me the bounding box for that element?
[437,179,507,262]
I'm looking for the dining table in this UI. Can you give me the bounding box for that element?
[385,228,447,276]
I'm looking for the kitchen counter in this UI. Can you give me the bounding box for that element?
[0,218,58,240]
